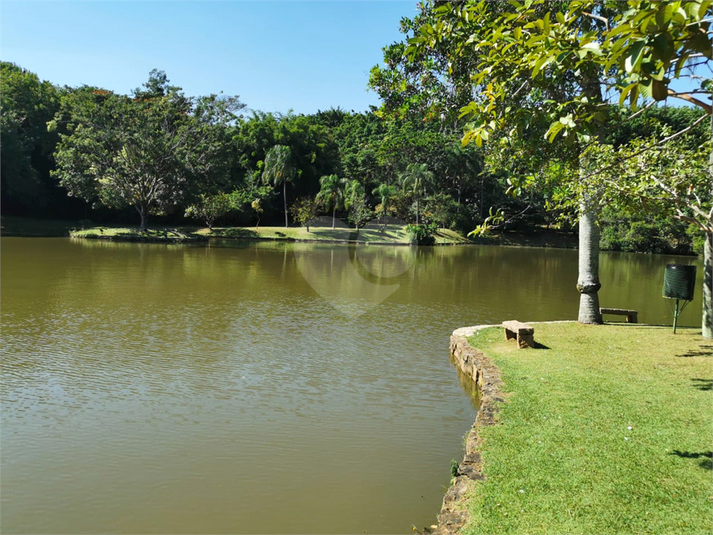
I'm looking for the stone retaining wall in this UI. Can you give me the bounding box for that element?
[429,326,505,535]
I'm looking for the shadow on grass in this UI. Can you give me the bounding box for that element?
[677,344,713,358]
[212,228,259,239]
[669,450,713,470]
[691,378,713,391]
[532,342,551,350]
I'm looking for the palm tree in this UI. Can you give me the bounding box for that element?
[372,183,397,227]
[400,163,433,225]
[316,174,345,229]
[262,145,295,228]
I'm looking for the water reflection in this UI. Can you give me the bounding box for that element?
[0,238,703,534]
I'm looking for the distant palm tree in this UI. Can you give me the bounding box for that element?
[372,183,397,227]
[262,145,295,228]
[316,174,345,229]
[400,163,433,225]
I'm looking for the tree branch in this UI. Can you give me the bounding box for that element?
[667,89,713,113]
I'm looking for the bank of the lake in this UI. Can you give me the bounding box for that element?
[3,216,580,248]
[446,322,712,535]
[68,224,470,245]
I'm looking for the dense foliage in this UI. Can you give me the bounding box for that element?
[0,60,706,255]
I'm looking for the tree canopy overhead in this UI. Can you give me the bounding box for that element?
[373,0,711,333]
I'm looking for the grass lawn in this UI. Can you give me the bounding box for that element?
[197,224,471,244]
[69,226,206,242]
[464,323,712,535]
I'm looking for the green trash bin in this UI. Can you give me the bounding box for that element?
[662,264,696,333]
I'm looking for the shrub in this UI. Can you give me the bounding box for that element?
[406,222,437,245]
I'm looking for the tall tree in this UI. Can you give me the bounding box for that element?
[262,144,295,228]
[316,174,345,229]
[51,72,243,229]
[400,163,434,224]
[372,183,398,226]
[394,0,711,330]
[0,62,61,214]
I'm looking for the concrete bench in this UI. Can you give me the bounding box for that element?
[600,308,638,323]
[503,320,535,349]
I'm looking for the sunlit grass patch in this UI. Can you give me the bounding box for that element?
[465,323,712,535]
[69,227,206,242]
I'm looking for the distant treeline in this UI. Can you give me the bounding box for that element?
[1,61,706,252]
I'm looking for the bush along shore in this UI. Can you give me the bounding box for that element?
[439,322,712,535]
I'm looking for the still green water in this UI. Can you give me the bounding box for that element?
[1,238,703,534]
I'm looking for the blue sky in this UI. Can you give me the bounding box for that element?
[1,1,418,114]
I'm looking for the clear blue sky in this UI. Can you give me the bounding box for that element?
[1,1,418,115]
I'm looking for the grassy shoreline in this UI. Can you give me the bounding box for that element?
[461,323,712,534]
[2,216,578,248]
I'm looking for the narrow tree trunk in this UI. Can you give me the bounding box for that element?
[703,231,712,339]
[577,197,603,324]
[137,204,148,231]
[283,180,288,228]
[332,205,336,229]
[416,194,420,225]
[704,115,713,338]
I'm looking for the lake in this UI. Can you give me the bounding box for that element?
[0,237,703,533]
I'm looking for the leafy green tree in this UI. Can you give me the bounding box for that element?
[400,163,433,224]
[397,0,711,331]
[344,179,373,229]
[261,144,296,228]
[251,199,264,229]
[51,73,242,229]
[0,62,61,213]
[316,174,345,229]
[185,192,234,230]
[372,183,398,226]
[289,196,320,232]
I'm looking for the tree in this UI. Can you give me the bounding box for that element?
[185,192,234,230]
[316,174,345,229]
[251,199,263,229]
[289,196,320,232]
[399,0,711,332]
[372,183,398,226]
[344,179,373,229]
[51,72,243,229]
[262,144,295,228]
[0,62,61,214]
[400,163,434,224]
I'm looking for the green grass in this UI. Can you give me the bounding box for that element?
[465,323,712,535]
[198,224,471,244]
[69,226,206,242]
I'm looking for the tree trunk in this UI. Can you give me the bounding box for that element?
[416,194,420,225]
[577,197,603,324]
[283,180,288,228]
[704,116,713,339]
[137,204,148,230]
[704,229,713,339]
[332,205,336,229]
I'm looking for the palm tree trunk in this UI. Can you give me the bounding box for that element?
[332,205,336,229]
[283,180,288,228]
[416,194,420,225]
[577,196,603,324]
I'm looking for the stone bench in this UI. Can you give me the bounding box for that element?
[502,320,535,349]
[600,307,638,323]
